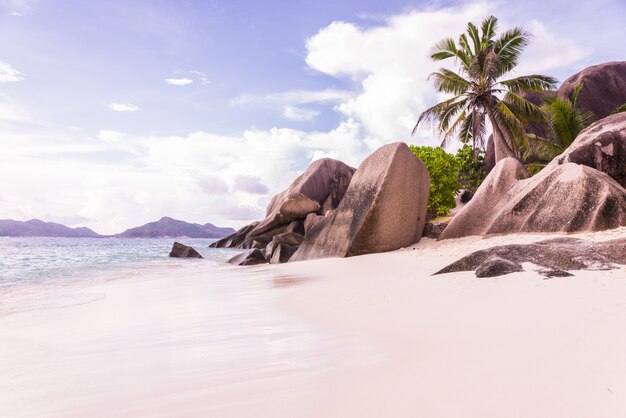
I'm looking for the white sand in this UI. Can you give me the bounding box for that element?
[1,228,626,417]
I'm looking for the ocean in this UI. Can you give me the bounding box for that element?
[0,237,239,315]
[0,237,373,417]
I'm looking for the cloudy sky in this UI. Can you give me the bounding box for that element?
[1,0,625,233]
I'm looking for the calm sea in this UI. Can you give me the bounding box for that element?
[0,237,240,314]
[0,237,375,417]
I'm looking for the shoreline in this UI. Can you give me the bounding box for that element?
[1,228,625,417]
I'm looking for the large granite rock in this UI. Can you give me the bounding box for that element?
[558,61,626,122]
[475,257,523,278]
[442,113,626,239]
[169,242,203,258]
[547,112,626,188]
[228,249,267,266]
[435,237,626,276]
[249,158,356,237]
[290,142,430,261]
[209,222,259,249]
[210,158,355,249]
[440,158,626,239]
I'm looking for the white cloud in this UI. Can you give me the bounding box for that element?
[231,88,351,107]
[0,61,25,83]
[1,1,617,234]
[0,0,33,16]
[189,70,210,84]
[305,2,593,145]
[107,103,140,112]
[0,94,28,121]
[165,78,193,86]
[282,105,319,121]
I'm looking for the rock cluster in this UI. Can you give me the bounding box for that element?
[435,237,626,278]
[291,142,429,261]
[219,142,430,265]
[484,61,626,171]
[441,113,626,239]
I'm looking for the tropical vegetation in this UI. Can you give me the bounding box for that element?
[409,145,460,216]
[524,84,593,163]
[455,144,486,192]
[413,15,557,164]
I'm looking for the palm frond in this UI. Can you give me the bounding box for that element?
[428,69,471,95]
[493,101,527,152]
[412,95,468,134]
[466,22,481,55]
[480,15,498,46]
[430,37,470,69]
[498,74,557,93]
[494,27,529,74]
[504,92,546,122]
[544,96,590,148]
[440,110,468,148]
[610,102,626,115]
[524,133,564,161]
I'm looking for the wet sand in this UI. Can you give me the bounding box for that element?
[1,228,626,417]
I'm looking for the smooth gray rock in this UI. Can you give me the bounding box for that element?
[435,237,626,276]
[169,242,203,259]
[441,156,626,239]
[558,61,626,122]
[228,249,267,266]
[475,257,523,278]
[547,112,626,188]
[291,142,430,261]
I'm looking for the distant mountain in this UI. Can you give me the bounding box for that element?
[0,219,102,237]
[115,217,235,238]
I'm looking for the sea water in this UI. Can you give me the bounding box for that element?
[0,237,238,315]
[0,237,376,417]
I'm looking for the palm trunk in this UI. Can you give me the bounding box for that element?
[486,111,516,163]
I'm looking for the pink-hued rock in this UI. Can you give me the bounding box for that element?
[248,158,356,237]
[440,158,626,239]
[547,112,626,188]
[291,142,430,261]
[211,158,355,250]
[558,61,626,122]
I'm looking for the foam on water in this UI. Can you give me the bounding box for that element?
[0,237,240,314]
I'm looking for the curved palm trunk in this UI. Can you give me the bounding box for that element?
[486,111,516,163]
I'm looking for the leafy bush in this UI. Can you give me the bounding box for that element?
[455,144,486,192]
[525,163,545,176]
[409,145,460,216]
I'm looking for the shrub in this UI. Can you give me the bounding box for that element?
[409,145,460,216]
[455,144,486,193]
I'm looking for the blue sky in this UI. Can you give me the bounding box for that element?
[2,0,625,233]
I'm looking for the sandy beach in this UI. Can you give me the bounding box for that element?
[1,228,625,417]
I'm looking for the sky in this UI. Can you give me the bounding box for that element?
[1,0,625,234]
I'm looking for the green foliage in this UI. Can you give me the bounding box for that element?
[455,144,486,192]
[409,145,460,216]
[611,102,626,115]
[525,163,545,176]
[525,83,592,162]
[413,15,557,161]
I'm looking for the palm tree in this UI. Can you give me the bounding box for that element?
[413,16,557,163]
[524,84,593,162]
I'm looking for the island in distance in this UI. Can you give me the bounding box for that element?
[115,217,235,238]
[0,217,235,239]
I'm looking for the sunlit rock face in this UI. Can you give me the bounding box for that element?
[291,142,430,261]
[441,114,626,239]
